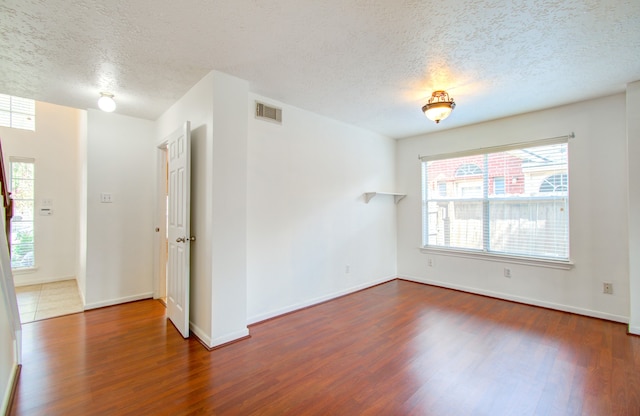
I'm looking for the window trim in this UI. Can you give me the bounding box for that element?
[419,133,573,163]
[0,94,36,131]
[420,246,574,270]
[9,157,36,270]
[420,133,574,267]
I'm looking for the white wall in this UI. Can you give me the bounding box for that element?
[210,73,249,345]
[156,71,215,344]
[156,70,398,343]
[397,94,630,322]
[246,94,398,323]
[156,70,250,347]
[0,102,82,286]
[84,110,155,308]
[627,81,640,334]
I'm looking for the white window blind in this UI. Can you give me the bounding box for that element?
[421,137,570,261]
[0,94,36,131]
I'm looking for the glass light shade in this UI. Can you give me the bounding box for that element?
[98,94,116,112]
[424,103,453,123]
[422,90,455,124]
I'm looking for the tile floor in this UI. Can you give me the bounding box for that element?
[15,279,83,323]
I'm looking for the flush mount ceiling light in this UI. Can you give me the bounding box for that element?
[98,92,116,112]
[422,90,455,124]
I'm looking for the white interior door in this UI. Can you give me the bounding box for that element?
[166,121,191,338]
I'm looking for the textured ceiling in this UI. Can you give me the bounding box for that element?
[1,0,639,138]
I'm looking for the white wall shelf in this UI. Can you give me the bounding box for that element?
[364,192,406,204]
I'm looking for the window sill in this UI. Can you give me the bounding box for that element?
[420,247,574,270]
[11,266,39,275]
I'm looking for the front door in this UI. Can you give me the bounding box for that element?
[166,121,191,338]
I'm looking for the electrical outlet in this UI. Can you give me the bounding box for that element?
[427,258,434,267]
[504,268,511,278]
[100,193,113,203]
[603,282,613,294]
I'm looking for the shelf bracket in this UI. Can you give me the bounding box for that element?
[364,192,406,204]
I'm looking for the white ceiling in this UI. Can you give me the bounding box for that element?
[1,0,639,139]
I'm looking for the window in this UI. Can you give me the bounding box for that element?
[493,177,505,195]
[0,94,36,131]
[422,139,569,261]
[437,181,447,196]
[455,163,483,176]
[539,173,568,193]
[10,158,35,269]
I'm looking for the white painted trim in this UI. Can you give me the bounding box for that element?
[189,322,211,346]
[152,142,169,302]
[420,247,574,270]
[10,267,39,275]
[84,292,153,310]
[209,328,250,349]
[1,363,19,416]
[247,275,397,325]
[78,289,86,309]
[400,274,629,324]
[13,275,76,286]
[419,133,573,162]
[629,325,640,336]
[14,332,21,366]
[189,323,250,349]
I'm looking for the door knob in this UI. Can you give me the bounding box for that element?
[176,237,186,243]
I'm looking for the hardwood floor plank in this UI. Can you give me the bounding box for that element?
[9,280,640,415]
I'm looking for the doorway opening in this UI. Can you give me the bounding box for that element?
[155,145,169,306]
[7,151,82,322]
[15,280,83,322]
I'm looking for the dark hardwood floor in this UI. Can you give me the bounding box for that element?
[10,280,640,415]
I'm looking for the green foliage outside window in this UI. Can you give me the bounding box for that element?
[10,160,35,268]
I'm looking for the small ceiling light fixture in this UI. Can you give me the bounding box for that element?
[98,92,116,112]
[422,90,455,124]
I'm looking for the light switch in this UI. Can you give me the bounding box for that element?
[39,208,53,216]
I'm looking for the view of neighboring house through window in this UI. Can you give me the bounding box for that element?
[422,139,569,261]
[10,158,35,269]
[0,94,36,131]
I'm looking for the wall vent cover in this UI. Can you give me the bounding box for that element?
[256,102,282,124]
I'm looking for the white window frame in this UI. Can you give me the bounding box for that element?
[420,135,574,270]
[10,157,36,270]
[0,94,36,131]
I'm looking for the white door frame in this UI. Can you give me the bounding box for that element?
[153,143,168,302]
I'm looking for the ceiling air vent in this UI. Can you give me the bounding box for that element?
[256,102,282,124]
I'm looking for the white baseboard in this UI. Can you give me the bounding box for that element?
[189,322,211,347]
[209,328,250,349]
[1,363,19,416]
[84,292,154,310]
[189,323,250,349]
[78,289,86,309]
[629,324,640,335]
[400,275,629,324]
[247,275,396,325]
[14,275,76,287]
